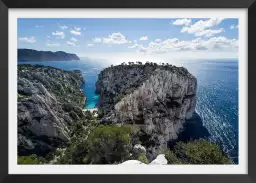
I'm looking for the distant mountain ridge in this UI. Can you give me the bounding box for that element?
[18,49,80,62]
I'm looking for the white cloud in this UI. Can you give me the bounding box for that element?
[173,18,191,26]
[155,39,161,42]
[59,25,68,30]
[87,44,94,47]
[70,30,81,36]
[66,41,76,46]
[181,18,225,34]
[52,31,65,39]
[93,37,102,43]
[36,25,44,28]
[46,43,60,47]
[70,37,78,42]
[19,36,36,43]
[194,28,225,37]
[128,44,147,53]
[74,27,82,31]
[134,40,137,43]
[140,36,148,41]
[102,32,131,44]
[129,36,238,54]
[230,24,239,30]
[47,36,51,38]
[128,43,141,49]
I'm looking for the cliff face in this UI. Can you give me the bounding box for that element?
[96,64,197,159]
[18,64,85,156]
[18,49,80,62]
[96,64,157,115]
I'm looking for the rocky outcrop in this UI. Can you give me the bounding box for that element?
[96,63,198,160]
[18,64,85,156]
[149,154,168,165]
[120,154,168,165]
[18,49,80,62]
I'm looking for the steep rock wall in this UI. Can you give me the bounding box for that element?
[18,64,85,155]
[96,64,197,159]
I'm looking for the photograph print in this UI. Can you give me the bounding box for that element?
[17,17,239,165]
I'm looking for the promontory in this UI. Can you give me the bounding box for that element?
[18,49,80,62]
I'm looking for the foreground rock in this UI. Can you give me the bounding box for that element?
[120,160,146,165]
[120,154,167,165]
[18,64,85,156]
[149,154,168,165]
[96,63,198,160]
[18,49,80,62]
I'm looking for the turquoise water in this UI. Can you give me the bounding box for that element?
[18,59,238,163]
[18,60,104,109]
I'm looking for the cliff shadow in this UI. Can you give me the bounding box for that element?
[168,112,210,147]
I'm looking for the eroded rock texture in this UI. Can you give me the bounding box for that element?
[18,64,85,155]
[96,64,197,159]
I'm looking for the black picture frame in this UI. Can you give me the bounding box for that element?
[0,0,254,182]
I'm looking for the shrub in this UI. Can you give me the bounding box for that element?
[163,139,233,164]
[85,125,136,164]
[18,154,42,164]
[56,115,100,164]
[162,149,184,164]
[137,154,149,164]
[56,124,136,164]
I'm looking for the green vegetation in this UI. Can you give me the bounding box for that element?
[18,154,45,164]
[18,115,232,165]
[137,154,149,164]
[19,113,231,165]
[18,93,29,100]
[85,125,137,164]
[162,149,184,164]
[117,93,125,102]
[55,108,139,164]
[163,139,233,164]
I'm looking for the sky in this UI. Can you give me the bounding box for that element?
[18,18,239,63]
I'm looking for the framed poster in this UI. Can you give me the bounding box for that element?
[0,0,254,182]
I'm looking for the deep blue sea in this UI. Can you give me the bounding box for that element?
[18,59,238,163]
[182,60,238,163]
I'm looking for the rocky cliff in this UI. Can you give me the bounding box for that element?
[96,63,198,160]
[18,64,85,156]
[18,49,80,62]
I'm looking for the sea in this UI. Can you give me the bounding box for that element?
[18,59,239,163]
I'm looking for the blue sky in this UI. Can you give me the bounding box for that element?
[18,18,239,63]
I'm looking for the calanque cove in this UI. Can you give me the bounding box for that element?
[18,62,233,165]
